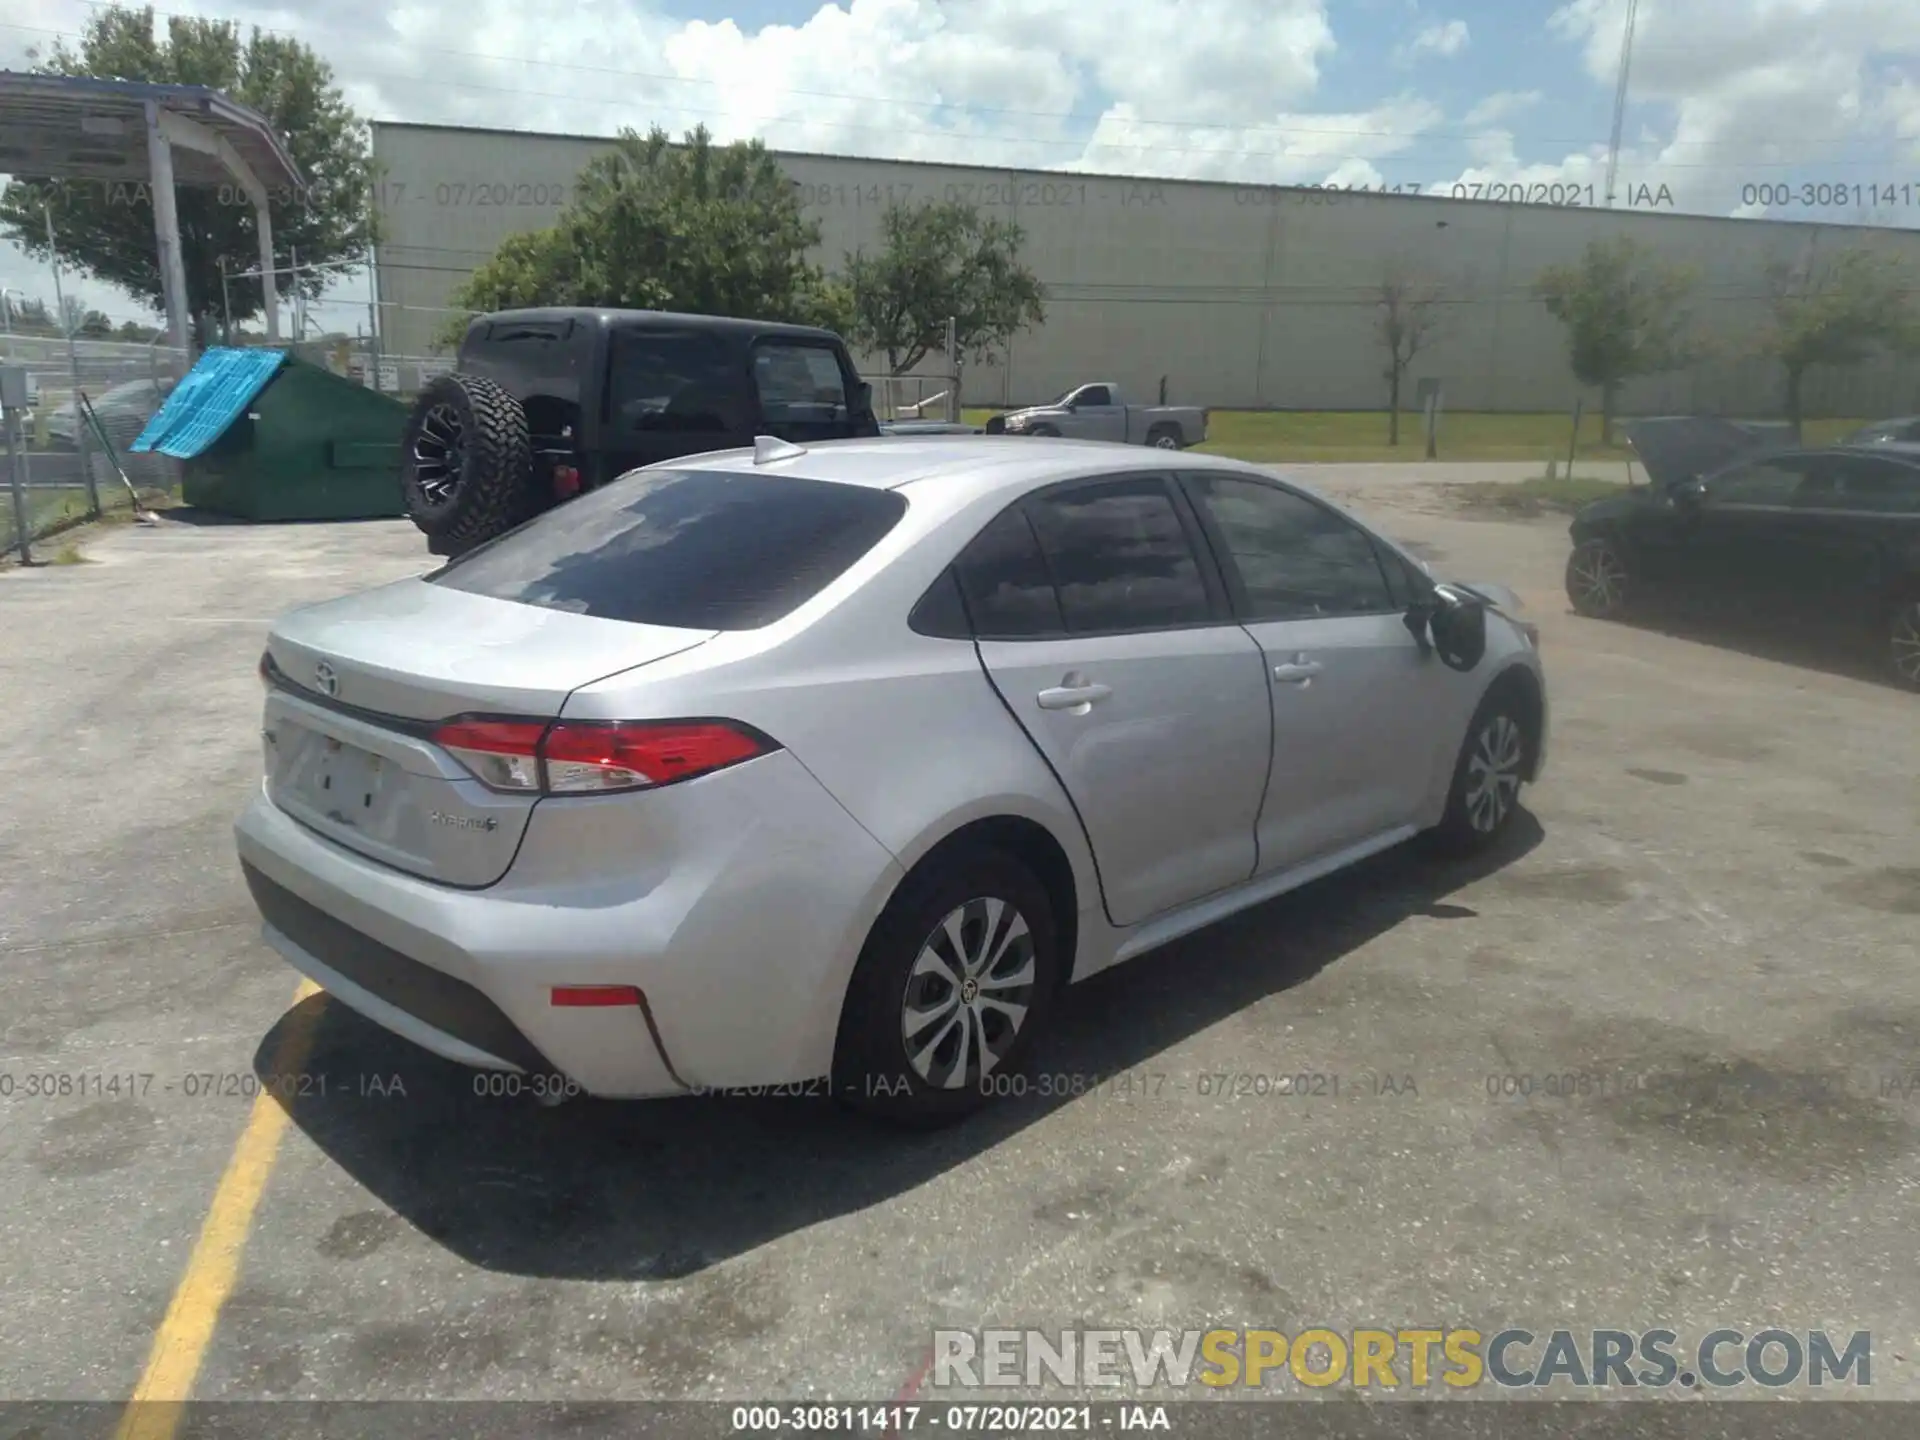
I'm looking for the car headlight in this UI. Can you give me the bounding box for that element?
[1004,416,1028,431]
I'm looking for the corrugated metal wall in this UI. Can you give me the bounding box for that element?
[371,122,1920,418]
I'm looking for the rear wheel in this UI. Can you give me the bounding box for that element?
[1565,536,1631,618]
[1887,597,1920,692]
[400,373,535,551]
[1148,424,1182,450]
[834,848,1060,1127]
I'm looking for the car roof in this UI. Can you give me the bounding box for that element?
[655,435,1280,499]
[476,307,843,343]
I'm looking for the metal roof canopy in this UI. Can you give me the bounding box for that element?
[0,72,304,350]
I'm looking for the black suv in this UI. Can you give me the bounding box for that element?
[1565,417,1920,689]
[400,308,883,555]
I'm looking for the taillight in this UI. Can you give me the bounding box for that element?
[552,463,581,499]
[431,717,775,795]
[257,650,274,687]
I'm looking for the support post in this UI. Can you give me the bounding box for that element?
[44,205,99,516]
[143,102,192,355]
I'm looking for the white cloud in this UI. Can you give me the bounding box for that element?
[1406,19,1471,61]
[1464,90,1542,128]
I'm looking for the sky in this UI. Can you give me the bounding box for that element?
[4,0,1920,333]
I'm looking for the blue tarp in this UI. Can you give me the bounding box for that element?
[130,347,287,458]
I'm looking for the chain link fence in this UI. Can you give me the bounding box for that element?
[1,333,192,561]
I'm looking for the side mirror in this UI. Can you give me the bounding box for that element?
[1673,476,1707,507]
[1422,584,1488,672]
[852,380,873,413]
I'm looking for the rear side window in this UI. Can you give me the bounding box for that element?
[956,509,1066,639]
[605,329,751,434]
[1025,478,1212,632]
[430,469,906,629]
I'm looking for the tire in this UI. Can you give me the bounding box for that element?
[1887,596,1920,692]
[1424,690,1533,857]
[833,847,1061,1127]
[1565,536,1631,618]
[1028,424,1061,438]
[400,373,535,549]
[1147,424,1183,450]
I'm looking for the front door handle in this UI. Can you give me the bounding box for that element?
[1036,681,1112,711]
[1272,659,1323,684]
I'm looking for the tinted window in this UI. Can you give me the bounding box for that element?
[430,469,905,629]
[1373,541,1429,609]
[955,509,1065,638]
[1076,385,1113,407]
[753,341,851,425]
[1707,459,1809,505]
[1818,457,1920,514]
[606,329,749,434]
[1024,478,1211,632]
[1186,475,1395,619]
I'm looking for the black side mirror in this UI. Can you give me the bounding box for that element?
[1421,584,1488,672]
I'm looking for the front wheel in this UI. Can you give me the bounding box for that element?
[1887,597,1920,691]
[834,848,1060,1127]
[1565,536,1631,618]
[1424,694,1533,857]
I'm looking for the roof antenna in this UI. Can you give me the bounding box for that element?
[753,435,808,465]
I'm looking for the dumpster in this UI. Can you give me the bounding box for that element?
[131,348,409,520]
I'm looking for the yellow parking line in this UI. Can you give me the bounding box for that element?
[114,978,325,1440]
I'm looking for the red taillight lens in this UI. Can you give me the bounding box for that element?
[551,984,643,1007]
[541,720,771,793]
[432,717,774,795]
[434,718,548,792]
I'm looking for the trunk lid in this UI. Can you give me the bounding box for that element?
[262,579,714,886]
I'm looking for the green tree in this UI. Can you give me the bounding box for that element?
[444,126,835,346]
[840,199,1046,375]
[1534,237,1699,444]
[0,5,374,345]
[115,318,150,341]
[1375,269,1445,446]
[1761,247,1920,435]
[79,309,116,338]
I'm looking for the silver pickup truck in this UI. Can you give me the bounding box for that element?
[987,382,1208,449]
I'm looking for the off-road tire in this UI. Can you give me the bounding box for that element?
[834,847,1061,1128]
[400,372,535,550]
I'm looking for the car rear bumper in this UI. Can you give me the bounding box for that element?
[234,750,905,1099]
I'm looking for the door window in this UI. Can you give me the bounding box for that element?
[1024,477,1213,632]
[1183,474,1397,620]
[954,509,1066,639]
[1705,458,1812,506]
[1811,457,1920,514]
[1074,385,1113,407]
[605,329,749,434]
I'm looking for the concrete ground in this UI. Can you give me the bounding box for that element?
[1,470,1916,1415]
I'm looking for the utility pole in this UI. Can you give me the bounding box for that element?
[218,256,233,342]
[1603,0,1641,208]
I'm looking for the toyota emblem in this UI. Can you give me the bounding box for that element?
[313,661,338,697]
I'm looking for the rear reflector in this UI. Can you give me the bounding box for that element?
[431,717,776,795]
[551,984,643,1007]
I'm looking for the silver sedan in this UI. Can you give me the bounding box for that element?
[236,435,1547,1123]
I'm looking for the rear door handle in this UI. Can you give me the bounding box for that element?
[1036,682,1112,710]
[1272,660,1323,683]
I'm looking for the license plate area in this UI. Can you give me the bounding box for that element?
[276,719,393,828]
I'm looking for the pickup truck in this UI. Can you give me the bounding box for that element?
[985,383,1208,449]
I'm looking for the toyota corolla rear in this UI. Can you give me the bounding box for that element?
[235,465,923,1097]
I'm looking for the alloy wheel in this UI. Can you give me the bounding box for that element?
[1152,433,1179,450]
[1569,542,1628,614]
[1464,714,1525,834]
[900,897,1037,1089]
[411,402,467,505]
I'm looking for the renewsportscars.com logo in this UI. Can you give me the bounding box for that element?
[931,1328,1873,1391]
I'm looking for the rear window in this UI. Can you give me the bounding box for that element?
[429,469,907,629]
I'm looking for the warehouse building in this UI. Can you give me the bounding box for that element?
[371,120,1920,416]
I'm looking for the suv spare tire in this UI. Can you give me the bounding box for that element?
[401,373,534,549]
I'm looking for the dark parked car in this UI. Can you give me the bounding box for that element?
[1565,417,1920,690]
